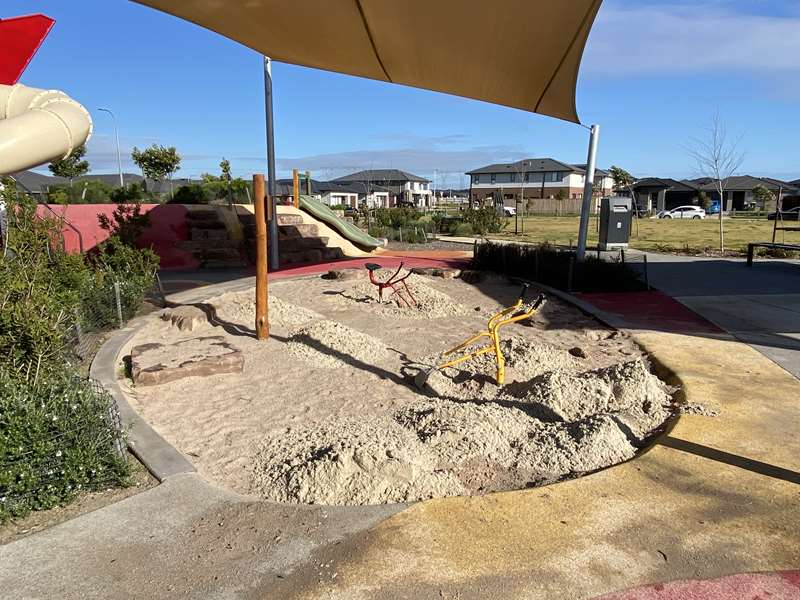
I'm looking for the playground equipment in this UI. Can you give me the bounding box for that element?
[417,284,546,388]
[365,262,418,308]
[0,14,93,176]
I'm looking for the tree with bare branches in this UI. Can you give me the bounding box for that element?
[687,112,744,251]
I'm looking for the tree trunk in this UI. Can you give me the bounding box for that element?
[718,188,725,251]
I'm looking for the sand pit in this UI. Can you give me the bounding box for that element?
[125,274,678,505]
[336,273,468,319]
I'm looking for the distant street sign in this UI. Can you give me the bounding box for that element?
[0,14,55,85]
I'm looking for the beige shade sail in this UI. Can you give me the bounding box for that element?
[133,0,602,123]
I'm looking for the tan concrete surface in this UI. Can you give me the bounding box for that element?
[272,330,800,599]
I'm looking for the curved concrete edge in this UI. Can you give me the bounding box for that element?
[90,323,196,482]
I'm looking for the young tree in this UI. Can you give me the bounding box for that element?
[48,144,90,187]
[131,145,181,200]
[220,158,232,204]
[752,184,775,211]
[608,165,635,194]
[687,112,744,251]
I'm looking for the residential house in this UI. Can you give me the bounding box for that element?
[633,175,799,213]
[333,169,433,207]
[465,158,614,208]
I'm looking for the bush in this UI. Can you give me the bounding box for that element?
[0,367,128,521]
[170,184,212,205]
[373,207,422,228]
[472,241,646,293]
[462,207,505,235]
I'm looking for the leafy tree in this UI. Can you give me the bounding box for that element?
[697,190,711,211]
[48,145,90,187]
[220,158,232,182]
[608,165,635,193]
[752,184,775,211]
[131,145,181,199]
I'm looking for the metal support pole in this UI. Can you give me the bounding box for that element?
[576,124,600,261]
[263,56,279,270]
[113,281,124,328]
[253,174,269,340]
[98,108,124,188]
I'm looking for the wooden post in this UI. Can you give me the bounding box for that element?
[305,170,311,195]
[253,174,269,340]
[292,168,299,208]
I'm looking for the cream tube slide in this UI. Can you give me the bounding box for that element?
[0,83,92,175]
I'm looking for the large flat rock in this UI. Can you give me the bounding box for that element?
[131,336,243,386]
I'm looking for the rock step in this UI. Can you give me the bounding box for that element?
[176,239,240,252]
[190,228,230,241]
[280,249,323,265]
[279,236,329,252]
[277,213,304,226]
[279,223,319,238]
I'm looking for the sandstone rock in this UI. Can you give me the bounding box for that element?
[131,336,243,386]
[321,269,365,281]
[411,267,462,279]
[160,305,208,332]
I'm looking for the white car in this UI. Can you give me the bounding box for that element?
[503,206,517,216]
[658,206,706,219]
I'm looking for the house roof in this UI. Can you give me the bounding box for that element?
[632,178,699,192]
[333,169,430,184]
[274,178,389,196]
[466,158,608,177]
[697,175,799,193]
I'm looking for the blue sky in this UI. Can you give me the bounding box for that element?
[7,0,799,187]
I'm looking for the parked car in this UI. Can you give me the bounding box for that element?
[706,201,721,215]
[503,206,517,217]
[658,206,706,219]
[767,206,800,221]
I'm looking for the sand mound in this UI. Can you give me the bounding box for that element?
[210,291,321,331]
[414,336,579,401]
[251,398,642,504]
[505,360,671,422]
[250,418,465,505]
[286,320,388,368]
[338,274,467,318]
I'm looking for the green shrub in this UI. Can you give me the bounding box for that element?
[0,367,128,521]
[472,241,645,293]
[451,222,474,237]
[462,207,505,235]
[170,184,212,205]
[374,207,422,228]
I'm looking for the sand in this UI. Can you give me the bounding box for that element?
[125,275,676,504]
[336,273,468,319]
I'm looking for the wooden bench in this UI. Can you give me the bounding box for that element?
[747,242,800,266]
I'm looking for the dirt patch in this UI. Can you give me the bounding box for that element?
[335,273,468,319]
[286,320,388,368]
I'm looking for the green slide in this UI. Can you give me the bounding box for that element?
[298,195,383,251]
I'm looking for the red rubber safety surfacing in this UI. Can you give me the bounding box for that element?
[0,14,55,85]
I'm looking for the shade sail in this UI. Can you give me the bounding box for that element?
[133,0,602,123]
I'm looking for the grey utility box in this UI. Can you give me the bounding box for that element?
[598,196,631,250]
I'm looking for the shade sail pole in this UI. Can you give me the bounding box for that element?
[263,56,279,270]
[576,123,600,261]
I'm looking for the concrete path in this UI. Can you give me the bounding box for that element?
[641,252,800,378]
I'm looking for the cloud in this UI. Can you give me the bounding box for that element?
[585,3,800,77]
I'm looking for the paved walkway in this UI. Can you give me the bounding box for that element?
[640,252,800,378]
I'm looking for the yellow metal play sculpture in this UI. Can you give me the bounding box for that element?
[419,284,546,388]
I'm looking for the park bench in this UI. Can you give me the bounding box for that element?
[746,242,800,266]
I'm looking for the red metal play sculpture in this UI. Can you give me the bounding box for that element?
[365,262,418,308]
[0,14,55,85]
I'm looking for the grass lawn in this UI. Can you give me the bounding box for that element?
[487,216,786,255]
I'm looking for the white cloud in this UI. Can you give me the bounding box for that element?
[585,3,800,76]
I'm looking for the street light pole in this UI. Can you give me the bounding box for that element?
[576,124,600,261]
[97,108,124,188]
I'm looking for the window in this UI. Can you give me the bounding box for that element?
[490,174,496,184]
[524,173,530,182]
[473,174,480,184]
[550,171,560,182]
[509,173,516,182]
